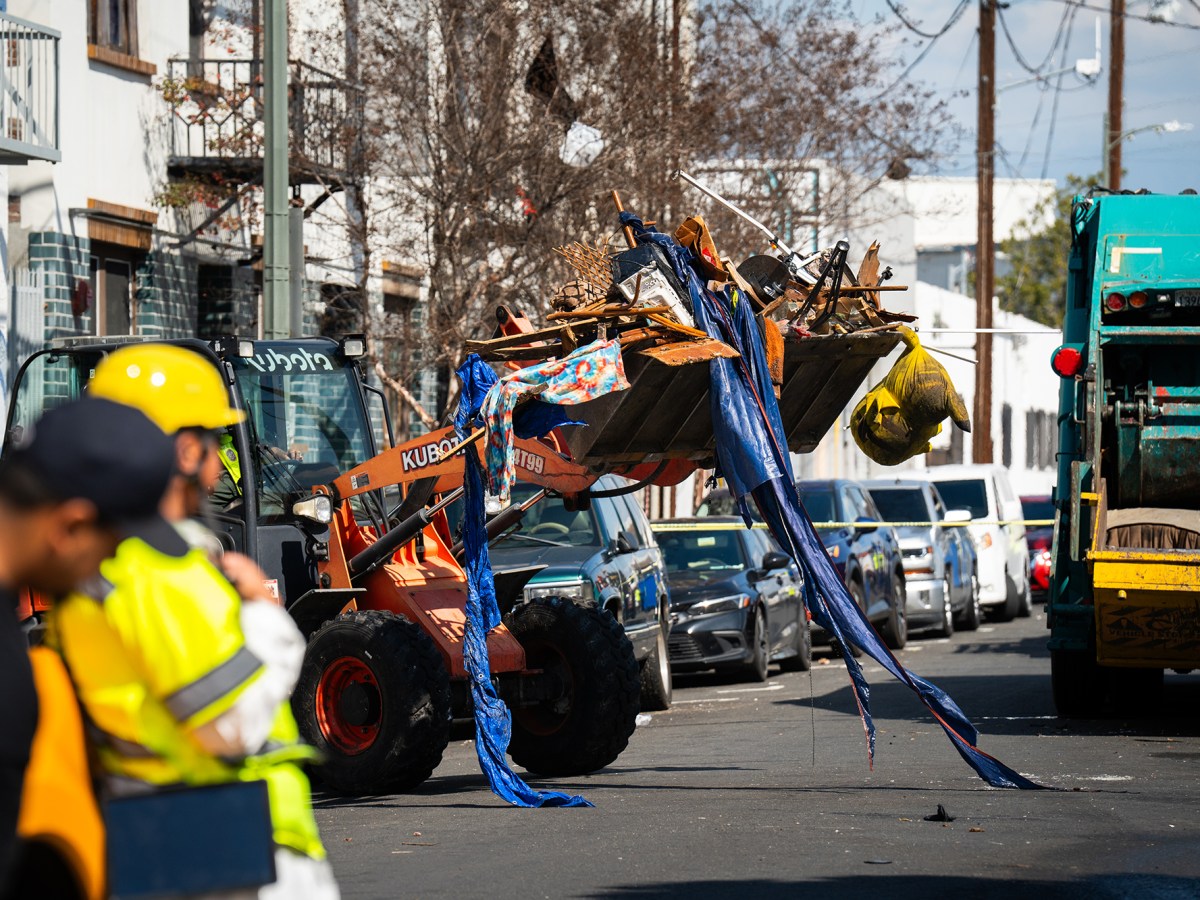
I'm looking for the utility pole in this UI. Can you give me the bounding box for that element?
[974,0,995,465]
[1106,0,1125,190]
[263,0,290,338]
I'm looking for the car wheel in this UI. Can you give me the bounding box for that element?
[778,614,812,673]
[934,574,954,638]
[880,572,908,650]
[956,573,982,631]
[294,610,451,795]
[746,606,770,682]
[505,596,640,776]
[639,624,673,711]
[835,580,866,659]
[1016,572,1033,618]
[990,569,1018,622]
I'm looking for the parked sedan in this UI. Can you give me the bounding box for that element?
[864,478,982,635]
[795,479,908,651]
[652,518,809,681]
[1021,495,1055,601]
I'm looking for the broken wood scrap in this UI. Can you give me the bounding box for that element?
[856,241,882,310]
[546,304,670,321]
[464,325,569,355]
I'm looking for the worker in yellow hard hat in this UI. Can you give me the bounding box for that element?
[84,344,339,898]
[89,342,245,525]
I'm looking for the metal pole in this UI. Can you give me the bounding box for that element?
[1101,111,1110,189]
[263,0,290,338]
[973,0,995,465]
[288,203,304,337]
[1107,0,1124,190]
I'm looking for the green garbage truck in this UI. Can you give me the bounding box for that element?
[1048,191,1200,716]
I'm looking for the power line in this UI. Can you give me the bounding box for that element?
[884,0,965,39]
[1039,4,1078,178]
[1043,0,1200,29]
[874,0,971,98]
[996,3,1074,76]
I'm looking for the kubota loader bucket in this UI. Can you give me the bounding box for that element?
[558,330,903,468]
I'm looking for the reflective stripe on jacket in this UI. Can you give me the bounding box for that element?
[218,434,243,495]
[51,526,324,860]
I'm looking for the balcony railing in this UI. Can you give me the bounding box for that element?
[0,11,60,164]
[165,58,362,184]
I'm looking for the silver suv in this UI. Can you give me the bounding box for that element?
[863,478,982,635]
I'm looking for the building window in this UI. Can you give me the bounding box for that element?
[1025,409,1057,471]
[89,0,139,57]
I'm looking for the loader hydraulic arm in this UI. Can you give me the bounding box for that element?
[326,424,598,504]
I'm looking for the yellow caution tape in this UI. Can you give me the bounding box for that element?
[651,519,1055,532]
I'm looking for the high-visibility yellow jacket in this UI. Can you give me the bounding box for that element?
[50,524,325,861]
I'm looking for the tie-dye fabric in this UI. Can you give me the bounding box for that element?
[480,339,630,502]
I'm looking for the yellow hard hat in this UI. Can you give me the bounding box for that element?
[89,343,245,434]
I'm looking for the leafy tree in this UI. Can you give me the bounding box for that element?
[998,173,1098,327]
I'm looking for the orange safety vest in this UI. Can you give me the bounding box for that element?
[17,647,105,900]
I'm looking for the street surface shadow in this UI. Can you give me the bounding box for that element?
[670,669,768,689]
[583,873,1200,900]
[775,673,1200,738]
[949,633,1050,658]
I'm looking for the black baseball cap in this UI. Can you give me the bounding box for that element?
[0,397,175,525]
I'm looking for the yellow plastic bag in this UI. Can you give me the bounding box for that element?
[850,326,971,465]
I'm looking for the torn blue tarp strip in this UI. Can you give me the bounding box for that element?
[619,212,786,499]
[619,212,1043,790]
[454,355,592,808]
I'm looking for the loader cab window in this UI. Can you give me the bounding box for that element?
[232,342,375,520]
[5,351,99,450]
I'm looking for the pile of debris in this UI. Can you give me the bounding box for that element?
[464,174,917,472]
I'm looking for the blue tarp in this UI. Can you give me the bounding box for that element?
[454,356,592,808]
[620,211,1043,790]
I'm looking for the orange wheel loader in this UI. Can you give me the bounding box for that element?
[5,335,643,795]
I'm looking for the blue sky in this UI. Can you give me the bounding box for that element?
[856,0,1200,193]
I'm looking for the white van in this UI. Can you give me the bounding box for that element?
[924,464,1031,621]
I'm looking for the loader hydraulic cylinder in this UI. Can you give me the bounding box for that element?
[348,488,463,581]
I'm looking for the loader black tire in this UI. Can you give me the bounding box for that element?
[504,596,640,776]
[294,610,451,795]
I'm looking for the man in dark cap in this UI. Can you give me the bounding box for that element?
[0,397,176,895]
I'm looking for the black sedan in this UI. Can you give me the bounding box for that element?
[651,518,810,681]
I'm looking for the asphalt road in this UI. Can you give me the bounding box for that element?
[315,610,1200,899]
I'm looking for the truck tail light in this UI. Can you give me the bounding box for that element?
[1105,292,1127,312]
[1128,290,1148,308]
[1051,345,1084,378]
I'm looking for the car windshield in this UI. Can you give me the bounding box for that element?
[933,479,989,519]
[797,489,836,523]
[1021,498,1055,521]
[658,530,745,577]
[869,488,928,524]
[503,482,601,547]
[695,491,763,522]
[232,342,375,519]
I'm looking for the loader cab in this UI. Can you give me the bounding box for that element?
[3,335,386,607]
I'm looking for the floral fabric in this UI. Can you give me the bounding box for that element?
[480,339,630,502]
